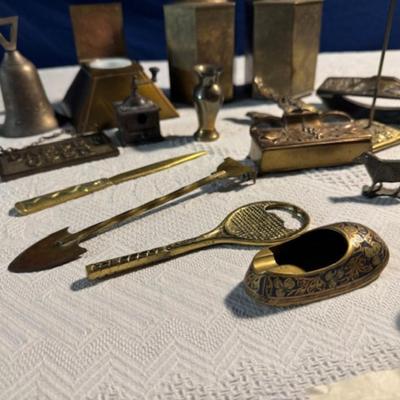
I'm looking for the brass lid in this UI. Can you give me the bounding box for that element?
[69,3,126,63]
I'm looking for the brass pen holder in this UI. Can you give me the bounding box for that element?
[246,0,323,98]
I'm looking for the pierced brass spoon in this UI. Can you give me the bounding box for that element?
[86,201,310,280]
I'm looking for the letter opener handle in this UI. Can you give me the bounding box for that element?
[14,150,207,216]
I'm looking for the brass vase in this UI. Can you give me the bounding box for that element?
[193,64,224,142]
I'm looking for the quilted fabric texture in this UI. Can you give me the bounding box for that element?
[0,52,400,399]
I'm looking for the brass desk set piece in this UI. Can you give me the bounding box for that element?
[246,0,323,98]
[14,151,207,215]
[114,78,163,145]
[248,79,372,173]
[86,201,310,280]
[164,0,235,103]
[0,131,119,182]
[0,16,58,137]
[317,76,400,125]
[8,158,256,273]
[356,152,400,198]
[61,3,178,133]
[193,64,224,142]
[244,222,389,306]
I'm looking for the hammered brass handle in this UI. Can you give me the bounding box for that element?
[15,178,113,216]
[86,234,216,280]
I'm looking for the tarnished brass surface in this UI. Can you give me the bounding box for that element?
[0,132,119,182]
[86,201,310,280]
[14,151,207,216]
[69,3,126,62]
[248,80,373,172]
[8,158,256,273]
[164,1,234,103]
[318,76,400,125]
[244,222,389,306]
[248,0,323,98]
[193,64,224,142]
[0,16,58,137]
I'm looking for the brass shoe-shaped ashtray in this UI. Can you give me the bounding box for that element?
[244,222,389,306]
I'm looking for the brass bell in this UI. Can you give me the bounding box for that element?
[0,16,58,138]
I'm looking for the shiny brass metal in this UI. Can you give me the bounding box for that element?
[356,152,400,198]
[193,64,224,142]
[14,151,207,215]
[0,131,118,182]
[247,0,323,98]
[244,222,389,306]
[248,79,373,173]
[164,1,235,103]
[86,201,310,280]
[0,16,58,137]
[8,158,256,273]
[62,3,178,133]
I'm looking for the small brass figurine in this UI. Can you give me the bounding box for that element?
[86,201,310,280]
[9,158,256,273]
[0,16,58,137]
[114,78,163,145]
[356,152,400,198]
[244,222,389,306]
[193,64,224,142]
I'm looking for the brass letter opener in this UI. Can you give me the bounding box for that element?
[8,158,256,273]
[86,201,310,280]
[14,151,207,215]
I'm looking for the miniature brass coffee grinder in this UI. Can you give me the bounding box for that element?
[0,16,58,137]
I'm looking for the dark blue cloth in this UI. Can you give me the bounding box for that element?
[0,0,398,68]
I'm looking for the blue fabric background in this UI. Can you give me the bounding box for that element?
[0,0,398,68]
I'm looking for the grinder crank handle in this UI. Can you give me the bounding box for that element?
[86,231,220,280]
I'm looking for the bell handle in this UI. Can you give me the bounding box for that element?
[0,16,18,51]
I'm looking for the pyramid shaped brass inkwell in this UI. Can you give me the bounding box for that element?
[59,3,178,133]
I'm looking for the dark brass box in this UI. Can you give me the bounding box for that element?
[248,0,323,98]
[164,1,235,103]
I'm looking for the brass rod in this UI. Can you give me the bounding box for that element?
[368,0,398,127]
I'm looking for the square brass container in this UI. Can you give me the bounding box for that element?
[250,123,372,173]
[164,1,235,103]
[248,0,323,98]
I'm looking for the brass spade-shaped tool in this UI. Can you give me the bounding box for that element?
[8,158,257,273]
[86,201,310,280]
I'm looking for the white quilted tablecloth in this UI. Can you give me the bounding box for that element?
[1,52,400,399]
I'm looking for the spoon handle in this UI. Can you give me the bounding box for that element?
[86,231,221,280]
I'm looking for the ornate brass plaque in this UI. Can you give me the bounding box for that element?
[0,132,119,181]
